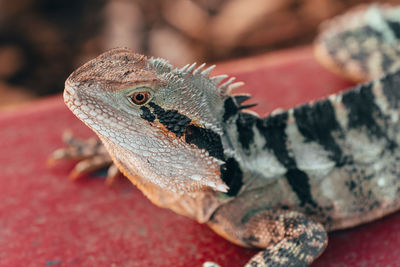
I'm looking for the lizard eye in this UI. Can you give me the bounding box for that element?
[128,91,151,105]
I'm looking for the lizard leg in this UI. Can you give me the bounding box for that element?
[208,208,327,267]
[69,154,114,180]
[49,132,121,184]
[51,132,107,160]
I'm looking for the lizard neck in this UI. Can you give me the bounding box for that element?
[99,129,230,223]
[220,96,285,191]
[217,96,268,196]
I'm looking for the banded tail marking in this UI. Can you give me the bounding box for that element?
[293,99,347,166]
[381,70,400,109]
[257,112,317,207]
[342,81,397,150]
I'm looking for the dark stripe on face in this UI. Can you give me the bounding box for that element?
[140,106,155,122]
[387,20,400,39]
[257,112,317,206]
[185,124,244,196]
[236,112,258,151]
[342,83,386,139]
[148,103,191,137]
[146,103,226,160]
[382,70,400,109]
[143,102,244,196]
[220,157,243,196]
[293,100,346,166]
[185,125,225,161]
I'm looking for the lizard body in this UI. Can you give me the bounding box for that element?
[58,4,400,267]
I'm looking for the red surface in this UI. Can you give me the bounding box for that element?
[1,47,399,267]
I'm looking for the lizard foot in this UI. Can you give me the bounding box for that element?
[49,132,121,185]
[243,210,327,267]
[209,208,327,267]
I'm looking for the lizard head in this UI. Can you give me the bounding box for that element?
[64,48,245,194]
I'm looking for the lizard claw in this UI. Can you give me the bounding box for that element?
[105,164,121,186]
[49,132,122,185]
[68,154,113,180]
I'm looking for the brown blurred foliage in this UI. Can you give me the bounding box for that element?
[0,0,399,107]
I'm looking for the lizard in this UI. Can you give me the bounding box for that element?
[314,3,400,83]
[52,4,400,267]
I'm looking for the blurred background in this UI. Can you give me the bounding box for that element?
[0,0,398,109]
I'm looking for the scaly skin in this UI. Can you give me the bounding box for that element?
[58,4,400,267]
[315,3,400,82]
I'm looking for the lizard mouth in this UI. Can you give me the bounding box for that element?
[63,83,76,109]
[63,84,92,124]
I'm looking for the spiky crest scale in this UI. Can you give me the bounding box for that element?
[201,65,216,77]
[193,63,206,75]
[147,54,252,135]
[187,62,197,73]
[211,74,229,85]
[149,57,244,99]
